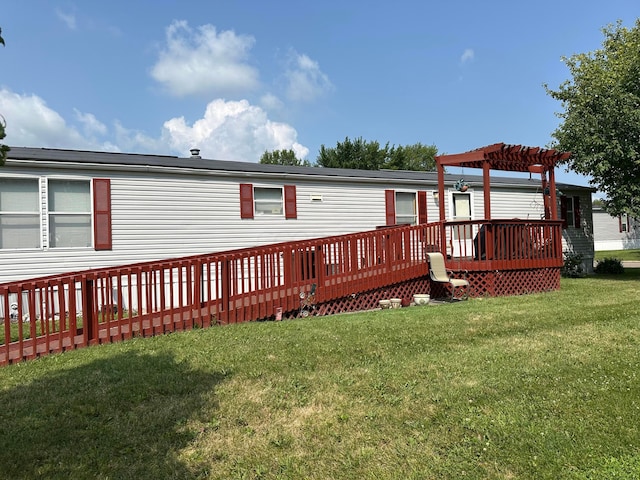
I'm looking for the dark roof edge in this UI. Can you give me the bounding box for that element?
[6,146,594,190]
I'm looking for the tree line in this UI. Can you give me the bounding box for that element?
[260,137,438,171]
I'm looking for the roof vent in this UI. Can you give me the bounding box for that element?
[190,148,201,159]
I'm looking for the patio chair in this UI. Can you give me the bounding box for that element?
[426,252,470,301]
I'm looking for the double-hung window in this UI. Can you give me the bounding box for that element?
[48,179,92,248]
[239,184,297,219]
[254,187,283,216]
[0,178,41,249]
[395,192,417,225]
[385,190,427,226]
[0,177,112,250]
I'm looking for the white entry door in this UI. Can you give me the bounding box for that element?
[450,192,474,258]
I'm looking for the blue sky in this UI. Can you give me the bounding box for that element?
[1,1,638,189]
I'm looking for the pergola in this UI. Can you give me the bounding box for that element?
[435,142,571,222]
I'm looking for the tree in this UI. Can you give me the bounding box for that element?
[259,149,311,166]
[546,19,640,217]
[0,27,8,166]
[387,143,438,171]
[316,137,438,171]
[316,137,389,170]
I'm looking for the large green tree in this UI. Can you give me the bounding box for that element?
[546,19,640,217]
[317,137,389,170]
[387,143,438,171]
[0,27,8,166]
[259,149,310,166]
[316,137,437,171]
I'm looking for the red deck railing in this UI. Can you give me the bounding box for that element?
[0,220,563,365]
[0,223,441,365]
[442,219,564,271]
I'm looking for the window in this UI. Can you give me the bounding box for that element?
[239,184,297,219]
[254,187,283,215]
[0,177,112,250]
[565,196,575,227]
[0,178,41,249]
[395,191,416,225]
[385,190,427,226]
[560,195,581,229]
[620,214,630,233]
[48,179,92,247]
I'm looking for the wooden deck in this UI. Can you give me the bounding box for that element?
[0,220,563,365]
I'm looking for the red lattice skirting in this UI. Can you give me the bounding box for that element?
[287,267,560,319]
[465,267,560,297]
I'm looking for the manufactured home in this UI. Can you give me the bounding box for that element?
[0,143,597,364]
[0,145,594,284]
[593,206,640,251]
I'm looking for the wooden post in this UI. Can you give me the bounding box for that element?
[220,257,230,324]
[483,161,491,220]
[549,168,558,220]
[83,277,97,346]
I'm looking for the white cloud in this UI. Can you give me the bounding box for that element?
[460,48,475,65]
[284,51,333,103]
[260,93,284,112]
[0,88,308,161]
[151,20,259,97]
[162,99,309,160]
[74,109,107,136]
[0,88,108,150]
[56,9,77,30]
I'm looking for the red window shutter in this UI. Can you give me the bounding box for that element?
[240,183,254,219]
[619,216,624,233]
[284,185,297,219]
[417,190,427,224]
[573,196,581,227]
[560,196,568,229]
[385,190,396,226]
[93,178,112,250]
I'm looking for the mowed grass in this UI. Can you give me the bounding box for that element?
[1,272,640,479]
[595,248,640,261]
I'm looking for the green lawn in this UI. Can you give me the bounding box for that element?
[1,271,639,479]
[595,248,640,261]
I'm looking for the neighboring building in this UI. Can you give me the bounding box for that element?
[593,206,640,251]
[0,146,595,283]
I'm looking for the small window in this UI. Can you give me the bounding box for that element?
[621,214,629,232]
[48,179,91,247]
[565,197,575,227]
[0,178,41,249]
[395,192,416,225]
[254,187,283,215]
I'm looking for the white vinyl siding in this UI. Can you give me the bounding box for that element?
[0,157,595,283]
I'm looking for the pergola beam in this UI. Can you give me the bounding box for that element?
[435,142,571,222]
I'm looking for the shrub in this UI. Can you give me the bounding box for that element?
[561,251,585,278]
[595,257,625,275]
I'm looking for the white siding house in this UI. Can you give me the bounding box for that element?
[0,147,595,283]
[593,207,640,251]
